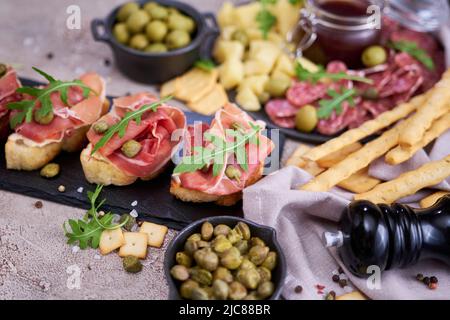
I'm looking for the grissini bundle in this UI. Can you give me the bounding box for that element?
[171,103,274,206]
[5,68,107,171]
[0,64,21,140]
[81,93,186,186]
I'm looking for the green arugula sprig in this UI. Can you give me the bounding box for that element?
[63,185,129,249]
[91,96,172,155]
[256,0,277,39]
[389,40,435,71]
[317,88,356,119]
[173,122,261,176]
[194,59,216,72]
[295,63,374,85]
[7,67,94,129]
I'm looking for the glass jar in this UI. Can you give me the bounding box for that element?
[289,0,386,68]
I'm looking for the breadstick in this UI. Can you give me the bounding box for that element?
[301,122,406,192]
[420,191,450,208]
[317,142,362,168]
[337,168,381,194]
[398,69,450,147]
[286,143,325,176]
[354,155,450,204]
[386,113,450,165]
[302,94,425,162]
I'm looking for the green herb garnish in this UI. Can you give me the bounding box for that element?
[7,67,94,129]
[289,0,303,5]
[295,63,373,85]
[194,59,216,72]
[91,96,172,155]
[173,122,261,176]
[389,40,435,71]
[317,88,356,119]
[256,0,277,39]
[63,185,129,249]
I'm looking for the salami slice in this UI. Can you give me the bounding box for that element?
[265,99,297,128]
[286,82,328,107]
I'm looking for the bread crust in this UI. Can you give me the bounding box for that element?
[62,126,89,152]
[5,137,62,171]
[170,164,264,206]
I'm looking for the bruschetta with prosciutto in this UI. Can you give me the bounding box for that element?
[80,93,186,186]
[171,103,274,206]
[0,64,21,140]
[5,69,107,171]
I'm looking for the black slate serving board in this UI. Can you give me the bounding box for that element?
[0,78,284,230]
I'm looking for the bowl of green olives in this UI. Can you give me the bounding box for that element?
[164,216,287,300]
[91,1,219,84]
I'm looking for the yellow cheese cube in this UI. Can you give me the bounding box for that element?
[219,59,244,90]
[236,86,261,111]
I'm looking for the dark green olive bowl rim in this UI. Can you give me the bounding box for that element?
[164,216,287,300]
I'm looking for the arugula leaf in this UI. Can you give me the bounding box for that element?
[289,0,303,4]
[295,63,373,85]
[256,0,277,39]
[173,123,261,176]
[389,40,435,71]
[7,67,94,129]
[194,59,216,72]
[63,185,129,249]
[317,88,356,120]
[91,96,172,155]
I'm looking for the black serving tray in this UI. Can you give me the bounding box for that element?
[0,78,284,230]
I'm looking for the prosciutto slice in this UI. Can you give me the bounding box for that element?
[0,66,21,138]
[12,72,105,143]
[87,93,186,178]
[175,103,274,196]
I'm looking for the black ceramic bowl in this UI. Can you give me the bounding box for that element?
[164,216,287,300]
[91,0,219,84]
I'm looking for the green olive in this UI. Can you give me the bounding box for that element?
[250,237,265,247]
[117,2,140,22]
[143,2,159,14]
[121,139,142,158]
[265,75,291,98]
[261,251,277,270]
[176,252,192,268]
[34,110,54,125]
[236,268,261,290]
[212,235,232,253]
[40,163,60,179]
[239,258,256,270]
[170,265,190,281]
[190,287,209,300]
[166,30,191,50]
[213,267,234,283]
[194,248,219,272]
[257,267,272,282]
[147,5,169,20]
[214,224,231,237]
[257,281,275,299]
[145,20,168,42]
[167,14,195,33]
[212,279,229,300]
[248,245,269,266]
[362,45,387,68]
[168,7,180,16]
[201,222,214,241]
[113,23,130,44]
[0,63,7,78]
[234,222,251,240]
[144,43,168,53]
[225,165,241,182]
[189,267,213,286]
[227,229,242,245]
[122,255,143,273]
[295,104,318,133]
[231,30,249,48]
[197,240,210,249]
[92,120,109,134]
[234,240,249,255]
[229,281,247,300]
[129,33,149,50]
[220,247,242,270]
[187,233,202,242]
[180,279,199,299]
[126,10,151,34]
[184,240,199,256]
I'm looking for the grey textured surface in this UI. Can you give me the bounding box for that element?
[0,0,298,300]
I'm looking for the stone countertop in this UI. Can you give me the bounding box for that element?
[0,0,297,299]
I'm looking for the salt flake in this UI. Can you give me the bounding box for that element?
[130,209,138,218]
[131,200,138,207]
[77,187,84,193]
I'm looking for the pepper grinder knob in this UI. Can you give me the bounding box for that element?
[322,231,344,248]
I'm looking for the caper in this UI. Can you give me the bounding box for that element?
[34,110,54,125]
[220,247,242,270]
[117,2,140,22]
[194,248,219,272]
[227,229,242,244]
[231,29,249,48]
[93,120,109,134]
[168,14,195,33]
[187,233,202,242]
[234,222,251,240]
[196,240,210,249]
[126,10,150,34]
[147,5,169,20]
[0,63,7,78]
[113,23,130,44]
[257,281,275,299]
[189,267,212,286]
[121,139,142,158]
[189,287,208,300]
[176,252,193,268]
[248,245,269,266]
[225,165,241,182]
[362,45,387,68]
[129,33,149,50]
[145,20,168,42]
[212,279,229,300]
[250,237,265,247]
[239,258,256,270]
[229,281,247,300]
[295,104,318,133]
[212,235,232,253]
[236,268,261,290]
[265,75,291,98]
[119,213,136,231]
[166,30,191,50]
[144,43,168,53]
[180,279,199,299]
[184,240,198,256]
[244,291,260,300]
[170,265,190,281]
[214,224,231,237]
[234,240,249,255]
[201,221,214,241]
[213,267,234,283]
[123,255,143,273]
[143,2,159,14]
[257,267,272,282]
[40,163,60,179]
[261,251,277,270]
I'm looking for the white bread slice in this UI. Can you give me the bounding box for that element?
[170,164,264,206]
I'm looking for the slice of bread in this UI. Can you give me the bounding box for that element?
[170,163,264,206]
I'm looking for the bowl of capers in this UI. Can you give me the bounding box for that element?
[164,216,287,300]
[91,0,219,84]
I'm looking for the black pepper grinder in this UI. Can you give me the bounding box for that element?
[323,195,450,278]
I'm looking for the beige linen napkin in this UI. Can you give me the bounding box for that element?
[243,132,450,300]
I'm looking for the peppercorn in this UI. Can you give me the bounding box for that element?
[338,279,347,288]
[58,185,66,193]
[423,277,430,285]
[429,283,438,290]
[294,285,303,294]
[416,273,424,282]
[332,274,340,283]
[430,276,438,284]
[46,52,54,60]
[104,58,111,67]
[34,201,43,209]
[338,267,344,274]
